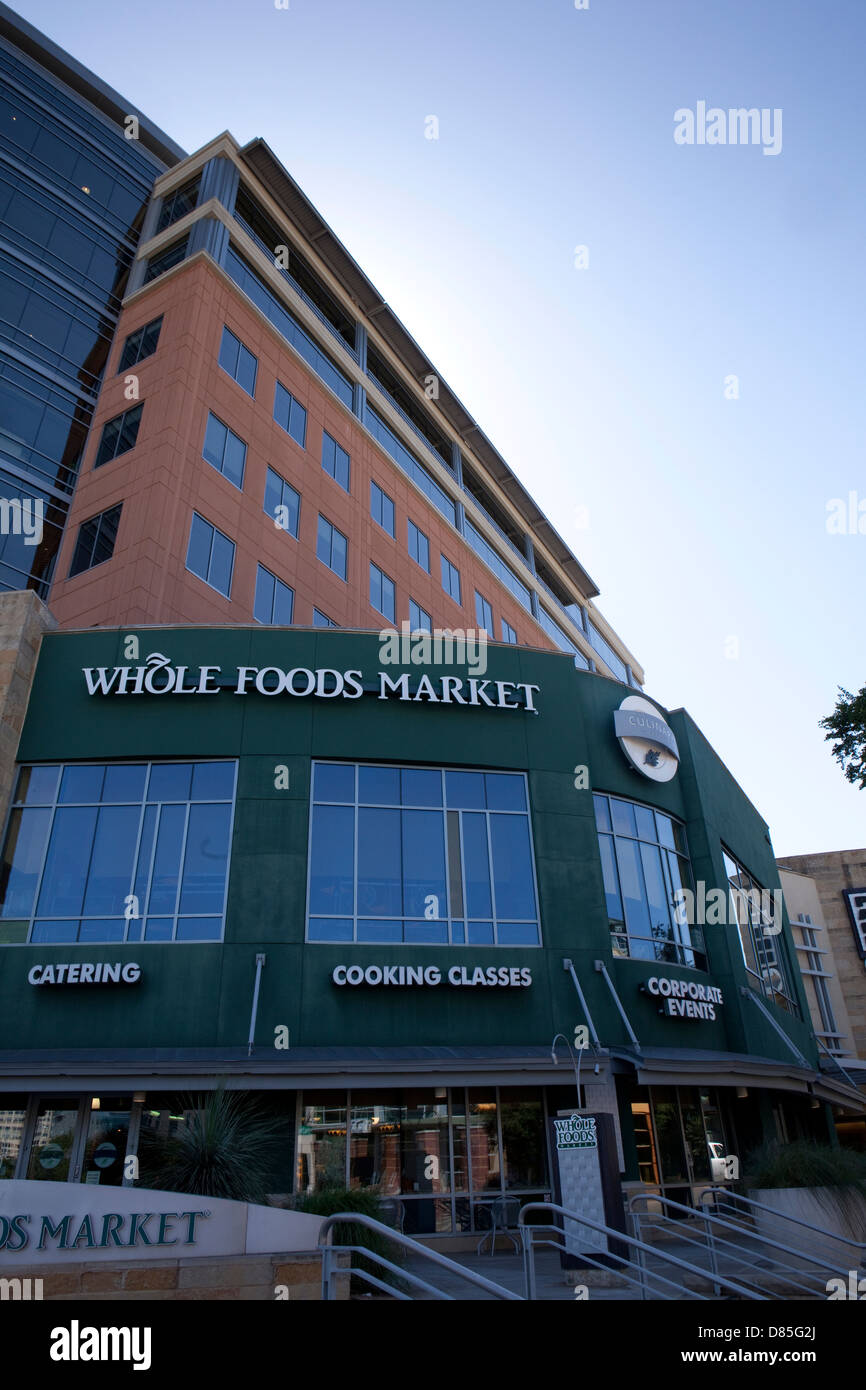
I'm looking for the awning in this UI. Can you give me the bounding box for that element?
[609,1045,865,1112]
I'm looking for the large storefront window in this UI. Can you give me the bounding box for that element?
[0,761,236,943]
[594,793,705,969]
[629,1086,731,1203]
[297,1087,551,1234]
[307,764,541,945]
[723,849,799,1016]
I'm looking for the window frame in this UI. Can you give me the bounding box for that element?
[273,380,307,448]
[370,480,395,538]
[202,411,247,491]
[316,514,348,581]
[322,431,350,492]
[94,403,143,469]
[305,761,543,947]
[218,325,258,398]
[408,598,432,633]
[68,504,122,579]
[185,511,235,598]
[118,317,163,373]
[254,563,294,625]
[370,562,396,622]
[475,590,494,634]
[0,759,238,946]
[441,554,462,605]
[263,466,300,540]
[407,519,430,573]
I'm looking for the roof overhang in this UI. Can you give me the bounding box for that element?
[610,1046,865,1112]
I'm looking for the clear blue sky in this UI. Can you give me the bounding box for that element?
[14,0,865,855]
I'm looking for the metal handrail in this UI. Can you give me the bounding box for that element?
[630,1191,856,1292]
[517,1201,765,1302]
[698,1185,866,1257]
[317,1211,523,1301]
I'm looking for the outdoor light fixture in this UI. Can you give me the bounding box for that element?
[91,1097,100,1110]
[736,1087,748,1099]
[133,1092,145,1104]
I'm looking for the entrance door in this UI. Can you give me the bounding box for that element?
[79,1099,133,1186]
[25,1099,86,1182]
[18,1096,137,1184]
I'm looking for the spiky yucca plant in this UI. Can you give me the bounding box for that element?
[138,1085,288,1203]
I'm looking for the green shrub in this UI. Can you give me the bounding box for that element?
[297,1188,405,1295]
[744,1140,866,1232]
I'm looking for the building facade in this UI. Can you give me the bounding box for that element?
[0,3,182,597]
[0,624,858,1238]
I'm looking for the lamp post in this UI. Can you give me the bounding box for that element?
[550,1032,584,1110]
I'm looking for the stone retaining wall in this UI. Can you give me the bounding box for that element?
[3,1249,348,1300]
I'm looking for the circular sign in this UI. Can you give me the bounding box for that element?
[38,1142,64,1170]
[614,695,680,783]
[92,1141,116,1170]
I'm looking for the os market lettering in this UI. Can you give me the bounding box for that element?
[82,653,540,712]
[0,1208,208,1253]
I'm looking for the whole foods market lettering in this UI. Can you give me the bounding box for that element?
[0,1208,208,1253]
[332,963,533,988]
[82,654,540,712]
[646,975,724,1021]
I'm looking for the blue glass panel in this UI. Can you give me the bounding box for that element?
[497,922,539,945]
[59,765,105,803]
[218,326,240,377]
[401,768,442,807]
[176,917,222,941]
[451,922,465,943]
[126,915,143,941]
[191,762,235,800]
[358,765,400,805]
[654,812,676,851]
[402,809,446,918]
[37,807,97,914]
[209,528,234,595]
[272,578,294,624]
[331,527,347,579]
[598,833,623,923]
[357,919,402,943]
[14,766,60,804]
[82,806,140,915]
[31,920,78,942]
[147,804,186,914]
[357,807,401,916]
[148,764,192,801]
[611,798,637,838]
[186,514,211,579]
[133,804,157,908]
[467,921,494,944]
[79,919,124,943]
[144,918,173,941]
[0,807,51,917]
[179,803,231,913]
[254,566,275,623]
[309,805,354,914]
[484,774,526,812]
[313,763,354,802]
[237,344,257,397]
[316,516,330,565]
[489,814,537,920]
[445,771,485,809]
[592,794,611,832]
[462,812,492,918]
[634,805,657,842]
[613,837,653,951]
[640,842,673,953]
[203,413,226,469]
[308,917,353,942]
[102,765,147,803]
[222,431,246,489]
[405,920,448,943]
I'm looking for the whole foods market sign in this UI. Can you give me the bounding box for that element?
[82,653,540,712]
[554,1115,598,1150]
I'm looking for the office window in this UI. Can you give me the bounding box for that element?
[593,793,705,971]
[370,481,395,537]
[263,467,300,540]
[322,432,350,492]
[370,563,395,622]
[0,760,236,944]
[441,555,461,604]
[317,515,347,580]
[68,505,122,578]
[409,600,432,633]
[186,512,235,597]
[254,565,294,625]
[501,619,517,645]
[202,412,246,490]
[156,177,199,233]
[274,381,307,448]
[587,620,629,684]
[143,236,188,284]
[118,317,162,372]
[218,326,258,397]
[407,520,430,573]
[475,591,493,634]
[313,609,338,628]
[723,849,799,1017]
[307,763,540,945]
[94,404,143,468]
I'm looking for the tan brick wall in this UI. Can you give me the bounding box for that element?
[778,850,866,1060]
[5,1249,348,1301]
[0,590,56,818]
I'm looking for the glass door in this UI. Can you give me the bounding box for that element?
[79,1097,133,1186]
[25,1098,86,1182]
